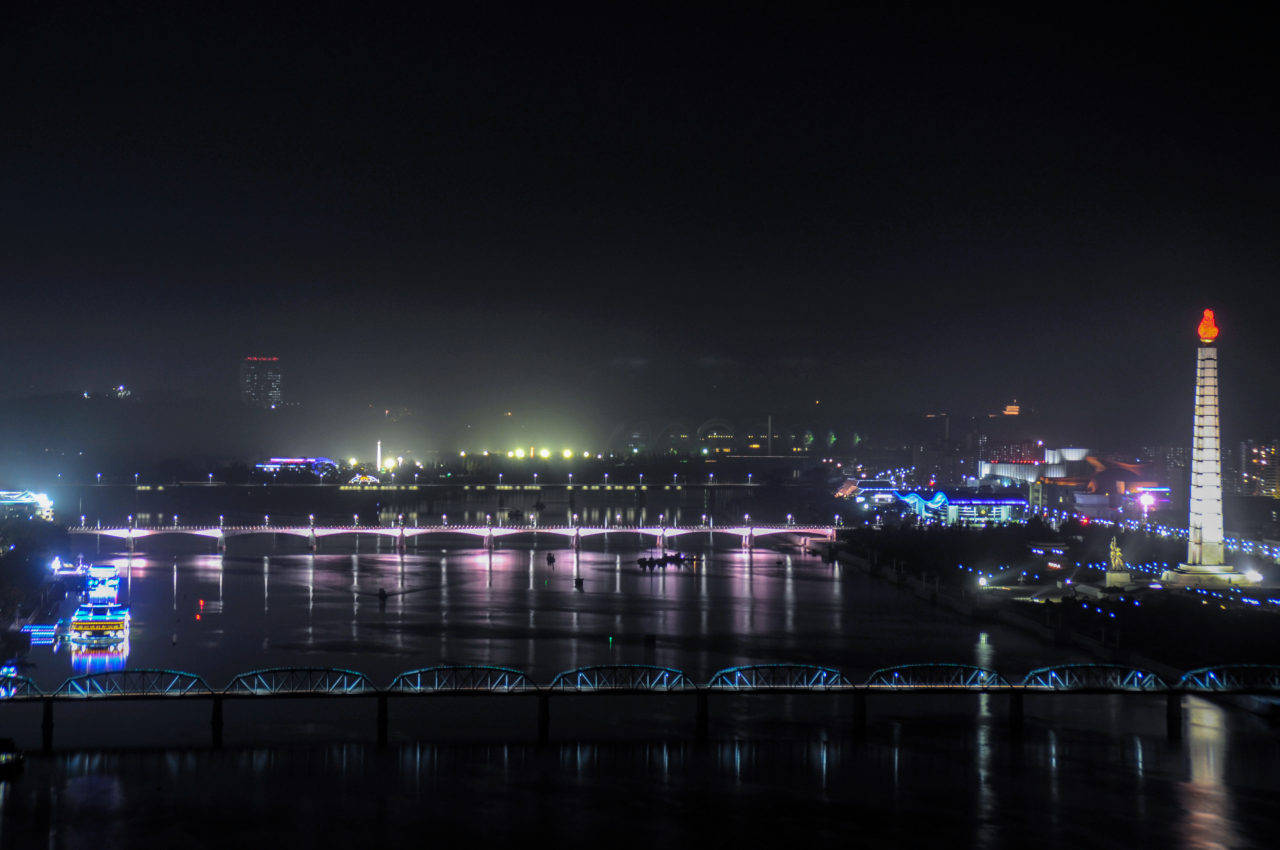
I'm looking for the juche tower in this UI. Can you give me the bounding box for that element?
[1162,309,1255,586]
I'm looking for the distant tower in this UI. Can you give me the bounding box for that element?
[239,357,283,409]
[1163,310,1254,586]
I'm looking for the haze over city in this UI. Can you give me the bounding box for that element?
[3,5,1279,849]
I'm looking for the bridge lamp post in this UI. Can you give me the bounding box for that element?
[218,515,224,529]
[708,473,714,484]
[604,473,609,486]
[786,513,793,526]
[353,514,359,527]
[639,473,644,485]
[398,513,404,527]
[498,473,503,485]
[174,514,179,527]
[701,513,707,526]
[96,472,101,485]
[533,473,538,485]
[134,472,139,485]
[128,514,134,529]
[80,514,86,527]
[208,473,214,484]
[308,514,314,528]
[572,513,579,527]
[568,472,573,485]
[748,473,753,484]
[264,515,270,527]
[442,514,448,527]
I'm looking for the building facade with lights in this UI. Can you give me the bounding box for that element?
[239,356,283,409]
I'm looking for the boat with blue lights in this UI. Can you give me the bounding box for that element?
[67,603,131,647]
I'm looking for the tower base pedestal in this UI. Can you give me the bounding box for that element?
[1160,564,1254,587]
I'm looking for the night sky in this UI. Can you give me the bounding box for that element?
[3,4,1277,448]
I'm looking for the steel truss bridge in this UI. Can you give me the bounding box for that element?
[5,662,1277,752]
[68,522,836,551]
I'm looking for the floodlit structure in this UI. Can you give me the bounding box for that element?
[1163,310,1254,586]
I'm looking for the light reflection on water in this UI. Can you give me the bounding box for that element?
[4,727,1275,849]
[4,542,1277,847]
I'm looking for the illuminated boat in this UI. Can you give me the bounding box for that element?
[67,603,131,647]
[70,638,130,675]
[85,564,120,600]
[50,556,86,577]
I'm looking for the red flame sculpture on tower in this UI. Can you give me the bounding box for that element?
[1197,308,1219,344]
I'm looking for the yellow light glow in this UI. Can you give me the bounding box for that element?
[538,448,551,459]
[562,449,573,459]
[347,458,358,466]
[515,448,526,459]
[507,450,515,458]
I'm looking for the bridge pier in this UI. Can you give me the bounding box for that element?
[309,532,317,553]
[695,692,709,741]
[41,698,54,754]
[537,694,550,745]
[211,695,224,749]
[852,692,867,738]
[1008,691,1024,736]
[1166,692,1183,742]
[376,693,389,747]
[396,532,405,554]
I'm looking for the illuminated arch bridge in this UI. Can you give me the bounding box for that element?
[67,522,837,550]
[7,663,1280,749]
[7,662,1280,699]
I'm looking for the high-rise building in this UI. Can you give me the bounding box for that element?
[1163,310,1254,586]
[1240,440,1279,497]
[239,356,283,409]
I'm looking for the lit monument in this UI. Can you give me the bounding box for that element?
[1162,309,1255,586]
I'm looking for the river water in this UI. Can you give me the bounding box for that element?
[3,538,1279,848]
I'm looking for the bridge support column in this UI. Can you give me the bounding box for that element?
[309,532,317,553]
[211,695,224,749]
[1166,692,1183,742]
[127,534,135,554]
[1008,691,1024,736]
[396,532,405,554]
[695,692,709,742]
[377,694,389,748]
[537,694,550,745]
[852,692,867,739]
[217,533,225,553]
[41,698,54,754]
[573,530,580,551]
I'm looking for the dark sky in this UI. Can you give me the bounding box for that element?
[2,3,1277,448]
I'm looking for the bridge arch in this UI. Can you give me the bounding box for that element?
[388,665,535,693]
[548,665,691,692]
[54,669,212,698]
[865,664,1010,689]
[224,667,374,695]
[1021,664,1167,691]
[1176,664,1280,692]
[707,664,850,690]
[0,673,43,700]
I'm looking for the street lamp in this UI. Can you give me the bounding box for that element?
[173,514,179,527]
[604,473,610,485]
[308,514,315,527]
[639,473,644,485]
[264,515,270,527]
[96,472,102,484]
[701,513,707,526]
[572,513,579,526]
[442,514,448,526]
[208,473,214,484]
[568,473,573,485]
[353,514,359,526]
[134,472,139,485]
[786,513,793,525]
[748,473,753,484]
